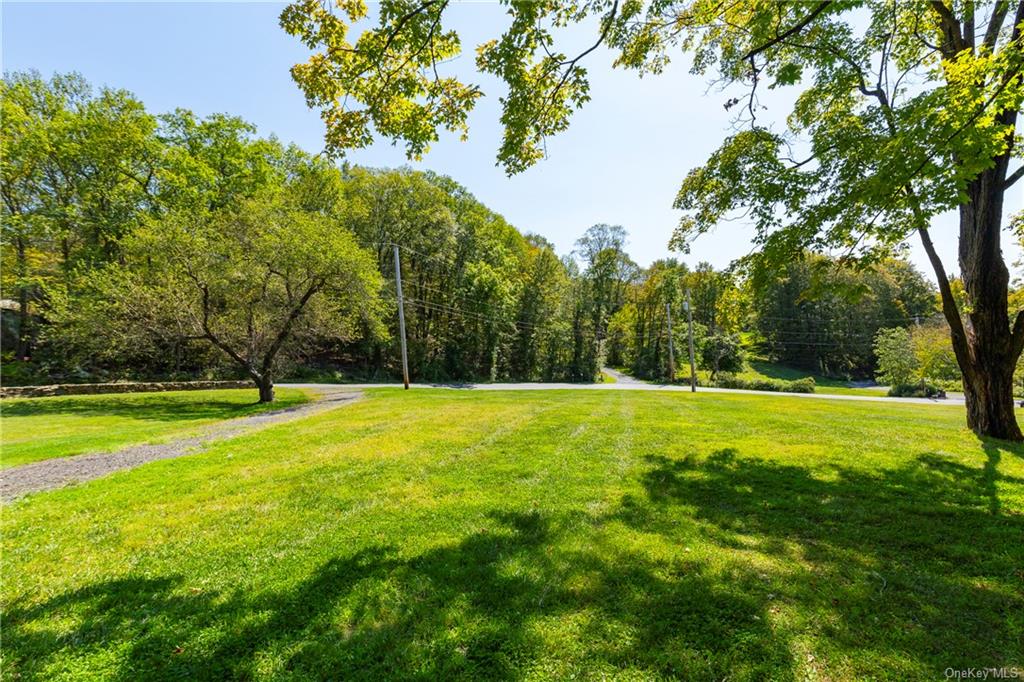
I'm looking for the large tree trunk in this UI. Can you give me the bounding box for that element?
[961,354,1019,440]
[955,164,1022,441]
[255,375,275,403]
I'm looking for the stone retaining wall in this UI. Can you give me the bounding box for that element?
[0,380,253,399]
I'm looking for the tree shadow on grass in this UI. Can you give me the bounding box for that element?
[6,444,1021,679]
[0,392,278,422]
[618,445,1024,673]
[4,511,789,680]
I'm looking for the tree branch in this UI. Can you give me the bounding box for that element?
[917,226,970,358]
[1011,309,1024,359]
[740,1,832,62]
[194,281,257,377]
[929,0,966,57]
[1005,165,1024,189]
[535,0,619,127]
[381,0,439,56]
[984,0,1011,48]
[260,278,323,376]
[963,0,975,51]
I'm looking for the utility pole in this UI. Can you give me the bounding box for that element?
[665,302,675,383]
[685,289,696,393]
[393,245,410,390]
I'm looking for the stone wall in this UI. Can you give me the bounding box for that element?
[0,380,253,399]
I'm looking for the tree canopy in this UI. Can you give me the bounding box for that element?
[0,70,995,411]
[281,0,1024,438]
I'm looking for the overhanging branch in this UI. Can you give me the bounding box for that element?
[1005,165,1024,190]
[984,0,1011,49]
[740,1,832,62]
[917,226,970,360]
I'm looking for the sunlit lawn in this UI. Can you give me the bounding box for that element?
[2,388,1020,680]
[693,358,890,396]
[0,388,309,468]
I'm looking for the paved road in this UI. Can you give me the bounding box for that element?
[601,367,646,385]
[283,378,966,408]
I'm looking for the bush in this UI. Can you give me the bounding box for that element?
[787,377,817,393]
[911,324,959,382]
[874,327,919,386]
[888,383,946,398]
[699,332,744,379]
[1,356,44,386]
[713,373,815,394]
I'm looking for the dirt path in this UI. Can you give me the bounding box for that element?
[1,388,360,501]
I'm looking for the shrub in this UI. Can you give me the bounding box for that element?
[699,332,744,379]
[874,327,919,386]
[888,383,945,398]
[787,377,817,394]
[713,373,815,394]
[911,324,959,382]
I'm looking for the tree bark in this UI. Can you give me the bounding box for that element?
[960,353,1019,440]
[955,162,1023,441]
[255,374,275,403]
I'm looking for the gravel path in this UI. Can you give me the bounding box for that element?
[1,387,360,501]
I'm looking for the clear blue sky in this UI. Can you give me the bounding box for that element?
[3,1,1017,280]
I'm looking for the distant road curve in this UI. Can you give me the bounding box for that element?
[282,379,966,408]
[601,367,646,385]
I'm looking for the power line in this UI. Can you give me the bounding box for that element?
[386,241,460,271]
[754,314,945,323]
[403,297,545,333]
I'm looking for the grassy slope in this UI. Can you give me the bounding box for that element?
[695,359,888,396]
[2,389,1021,680]
[0,388,309,468]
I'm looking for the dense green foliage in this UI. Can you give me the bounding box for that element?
[874,327,923,387]
[607,255,938,382]
[888,382,947,398]
[0,72,608,389]
[752,256,937,377]
[712,373,816,394]
[3,389,1019,679]
[700,332,744,380]
[0,71,961,391]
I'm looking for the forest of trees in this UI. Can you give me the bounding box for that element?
[2,72,963,397]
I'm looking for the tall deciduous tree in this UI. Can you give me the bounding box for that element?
[142,194,381,401]
[283,0,1024,438]
[68,189,382,399]
[52,153,383,401]
[1,71,157,358]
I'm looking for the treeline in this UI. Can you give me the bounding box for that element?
[2,71,953,396]
[603,255,941,382]
[0,72,621,393]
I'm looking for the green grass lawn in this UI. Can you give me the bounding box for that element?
[0,388,309,468]
[694,358,889,396]
[2,389,1021,680]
